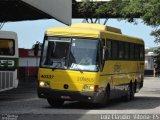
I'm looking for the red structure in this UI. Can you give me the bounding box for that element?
[18,48,40,82]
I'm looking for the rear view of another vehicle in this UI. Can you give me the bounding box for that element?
[0,31,19,92]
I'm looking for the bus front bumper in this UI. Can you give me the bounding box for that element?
[38,88,104,103]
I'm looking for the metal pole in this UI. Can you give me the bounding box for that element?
[154,68,156,77]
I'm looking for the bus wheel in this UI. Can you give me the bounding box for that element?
[134,81,137,93]
[130,83,135,100]
[100,86,110,107]
[47,98,64,107]
[123,82,135,101]
[140,80,143,88]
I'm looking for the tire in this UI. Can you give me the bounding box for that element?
[130,83,135,100]
[47,98,64,107]
[134,81,137,93]
[123,82,135,102]
[140,80,143,88]
[99,86,110,107]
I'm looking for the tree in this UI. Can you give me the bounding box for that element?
[121,0,160,43]
[78,0,100,23]
[96,0,126,18]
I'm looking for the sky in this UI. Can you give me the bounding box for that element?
[1,18,158,49]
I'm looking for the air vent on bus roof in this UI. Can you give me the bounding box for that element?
[71,23,122,34]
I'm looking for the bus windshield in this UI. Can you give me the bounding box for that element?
[0,39,14,56]
[69,38,99,71]
[41,37,99,72]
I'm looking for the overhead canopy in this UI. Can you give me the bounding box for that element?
[0,0,72,25]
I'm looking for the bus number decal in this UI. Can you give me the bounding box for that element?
[41,75,54,79]
[0,60,15,67]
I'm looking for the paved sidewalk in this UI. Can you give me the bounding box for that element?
[144,77,160,80]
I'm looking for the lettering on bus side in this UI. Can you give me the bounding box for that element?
[41,75,54,79]
[77,77,95,82]
[0,60,15,68]
[113,64,121,73]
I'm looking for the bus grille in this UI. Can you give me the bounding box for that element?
[0,71,14,91]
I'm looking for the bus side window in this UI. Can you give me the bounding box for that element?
[135,44,140,60]
[124,42,129,59]
[112,41,118,59]
[102,39,106,47]
[106,40,112,59]
[140,45,144,60]
[119,42,124,59]
[130,43,134,59]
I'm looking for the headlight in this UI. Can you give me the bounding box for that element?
[39,81,50,88]
[40,81,45,86]
[83,85,94,91]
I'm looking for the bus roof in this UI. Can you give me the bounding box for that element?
[46,23,144,44]
[71,23,122,34]
[46,26,100,38]
[0,31,17,40]
[0,30,17,35]
[104,31,144,44]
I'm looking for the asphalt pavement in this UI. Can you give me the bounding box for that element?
[0,77,160,120]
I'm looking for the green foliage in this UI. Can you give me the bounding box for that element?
[121,0,145,22]
[121,0,160,43]
[151,29,160,43]
[78,0,99,22]
[142,0,160,26]
[96,0,125,17]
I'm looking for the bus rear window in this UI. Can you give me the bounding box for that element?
[0,39,14,56]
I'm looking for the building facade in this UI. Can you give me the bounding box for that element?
[19,48,40,82]
[145,52,156,76]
